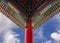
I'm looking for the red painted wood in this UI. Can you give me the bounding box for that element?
[25,20,33,43]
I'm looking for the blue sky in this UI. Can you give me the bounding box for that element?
[0,12,60,43]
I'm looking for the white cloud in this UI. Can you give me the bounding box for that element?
[34,27,45,40]
[54,12,60,30]
[45,40,52,43]
[54,12,60,23]
[0,12,21,43]
[51,32,60,41]
[0,12,17,32]
[4,30,21,43]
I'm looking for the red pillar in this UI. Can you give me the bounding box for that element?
[25,19,33,43]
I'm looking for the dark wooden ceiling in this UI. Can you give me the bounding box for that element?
[1,0,59,30]
[5,0,48,18]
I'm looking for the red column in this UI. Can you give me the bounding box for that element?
[25,19,33,43]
